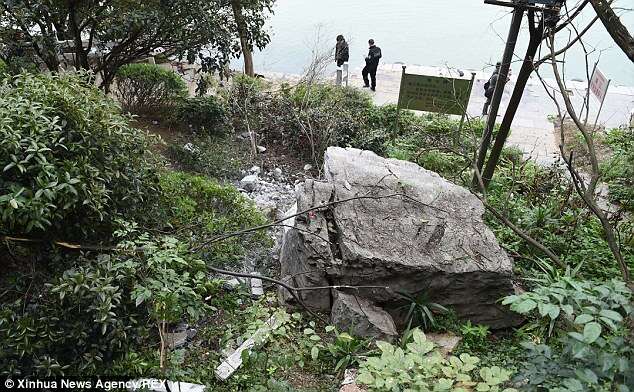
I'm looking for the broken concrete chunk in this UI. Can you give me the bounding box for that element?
[215,314,282,381]
[223,278,246,291]
[340,369,367,392]
[127,379,205,392]
[331,291,398,341]
[250,277,264,297]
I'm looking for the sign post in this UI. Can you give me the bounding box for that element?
[589,67,610,130]
[456,72,477,146]
[395,66,475,139]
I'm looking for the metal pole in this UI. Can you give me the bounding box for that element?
[396,65,407,134]
[456,72,477,147]
[473,5,524,187]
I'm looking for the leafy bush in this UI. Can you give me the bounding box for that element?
[601,127,634,213]
[226,77,388,163]
[0,58,7,77]
[485,161,633,279]
[459,321,490,351]
[0,233,211,377]
[155,171,268,265]
[503,278,633,391]
[356,329,517,391]
[167,135,247,180]
[173,96,227,135]
[0,72,158,237]
[503,278,631,340]
[387,115,486,179]
[114,63,187,115]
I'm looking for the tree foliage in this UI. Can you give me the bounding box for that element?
[0,72,158,238]
[114,63,187,115]
[0,0,275,89]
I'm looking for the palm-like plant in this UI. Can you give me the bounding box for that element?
[398,290,449,331]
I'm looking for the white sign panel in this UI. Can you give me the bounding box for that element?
[589,67,609,102]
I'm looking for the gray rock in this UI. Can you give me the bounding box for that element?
[279,147,521,329]
[331,291,398,341]
[240,174,259,192]
[249,165,261,175]
[304,164,313,171]
[257,145,267,153]
[166,331,188,349]
[426,332,461,357]
[273,167,283,180]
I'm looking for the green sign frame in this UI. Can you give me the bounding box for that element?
[397,68,474,115]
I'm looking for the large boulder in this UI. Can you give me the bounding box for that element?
[279,147,520,330]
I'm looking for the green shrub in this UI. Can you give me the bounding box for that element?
[0,58,7,77]
[155,171,268,265]
[485,162,633,279]
[114,63,187,115]
[226,78,382,163]
[0,233,211,377]
[500,146,525,165]
[356,329,517,391]
[0,72,158,238]
[173,96,227,135]
[459,321,490,351]
[503,278,633,391]
[167,135,246,180]
[288,83,374,152]
[601,127,634,213]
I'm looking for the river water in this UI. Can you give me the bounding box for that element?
[242,0,634,86]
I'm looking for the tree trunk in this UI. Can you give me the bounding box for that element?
[68,2,90,70]
[482,11,544,187]
[589,0,634,62]
[230,0,255,77]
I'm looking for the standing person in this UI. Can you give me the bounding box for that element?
[335,35,349,67]
[482,62,501,115]
[362,39,381,91]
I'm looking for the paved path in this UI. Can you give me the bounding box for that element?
[341,63,634,165]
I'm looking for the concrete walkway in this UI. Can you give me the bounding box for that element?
[336,63,634,165]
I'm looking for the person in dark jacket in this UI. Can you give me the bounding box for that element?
[362,39,381,91]
[482,62,501,115]
[335,35,349,67]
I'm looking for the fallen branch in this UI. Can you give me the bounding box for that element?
[191,192,449,253]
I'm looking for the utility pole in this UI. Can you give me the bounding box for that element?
[481,4,564,187]
[473,0,525,189]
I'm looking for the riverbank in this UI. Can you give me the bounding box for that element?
[266,63,634,165]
